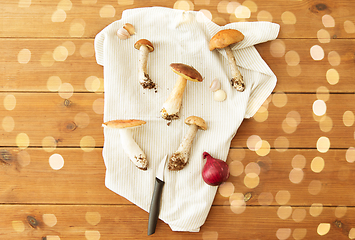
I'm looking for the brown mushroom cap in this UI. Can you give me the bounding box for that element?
[134,39,154,52]
[170,63,203,82]
[209,29,244,51]
[184,116,207,130]
[102,119,146,129]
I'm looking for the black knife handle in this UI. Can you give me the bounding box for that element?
[147,178,165,236]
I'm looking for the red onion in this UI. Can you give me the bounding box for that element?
[202,152,230,186]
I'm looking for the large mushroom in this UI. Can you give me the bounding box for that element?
[168,116,207,171]
[102,119,148,170]
[209,29,245,92]
[161,63,203,120]
[134,39,156,89]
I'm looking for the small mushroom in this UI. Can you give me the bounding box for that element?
[209,29,245,92]
[117,23,135,40]
[168,116,207,171]
[102,119,148,170]
[161,63,203,120]
[134,39,156,89]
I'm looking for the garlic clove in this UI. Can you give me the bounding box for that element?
[209,78,221,92]
[117,27,130,40]
[213,89,227,102]
[123,23,136,35]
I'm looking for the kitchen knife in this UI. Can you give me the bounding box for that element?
[147,155,168,236]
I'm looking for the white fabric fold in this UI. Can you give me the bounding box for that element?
[95,7,279,232]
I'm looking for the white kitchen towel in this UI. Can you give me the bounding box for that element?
[95,7,279,232]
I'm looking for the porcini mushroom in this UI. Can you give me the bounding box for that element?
[134,39,156,89]
[168,116,207,171]
[209,29,245,92]
[102,119,148,170]
[161,63,203,120]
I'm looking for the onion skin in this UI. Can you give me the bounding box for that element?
[202,152,230,186]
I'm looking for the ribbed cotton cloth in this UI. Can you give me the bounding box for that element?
[95,7,279,232]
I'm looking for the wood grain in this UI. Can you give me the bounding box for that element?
[1,0,355,39]
[1,93,354,148]
[1,148,355,206]
[1,39,355,93]
[0,204,354,239]
[2,0,355,239]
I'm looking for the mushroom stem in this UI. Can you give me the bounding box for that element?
[225,46,245,92]
[138,45,155,89]
[168,124,198,171]
[161,75,187,120]
[119,128,148,170]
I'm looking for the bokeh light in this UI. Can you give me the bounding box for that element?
[335,206,347,218]
[276,228,291,240]
[309,203,323,217]
[218,182,234,197]
[43,214,58,227]
[244,173,260,188]
[275,190,291,205]
[289,168,304,184]
[310,45,324,61]
[328,51,341,66]
[326,68,340,86]
[235,5,251,19]
[272,92,287,108]
[343,111,354,127]
[99,5,116,18]
[316,86,330,101]
[292,228,307,240]
[274,136,289,152]
[292,154,306,169]
[317,29,330,43]
[255,140,271,156]
[311,157,325,173]
[85,230,101,240]
[277,206,292,219]
[51,9,67,22]
[49,153,64,170]
[86,212,101,226]
[292,208,306,222]
[346,147,355,163]
[173,0,194,11]
[270,39,286,58]
[317,136,330,153]
[12,221,25,232]
[18,0,31,7]
[322,15,335,28]
[308,180,322,195]
[317,223,330,236]
[313,100,326,116]
[285,50,300,66]
[281,11,296,24]
[257,10,273,22]
[16,133,30,149]
[18,49,31,64]
[258,192,273,206]
[344,20,355,33]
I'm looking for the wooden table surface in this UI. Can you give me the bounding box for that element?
[1,0,355,239]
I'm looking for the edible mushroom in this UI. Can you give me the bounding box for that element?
[209,29,245,92]
[134,39,156,89]
[161,63,203,120]
[102,119,148,170]
[168,116,207,171]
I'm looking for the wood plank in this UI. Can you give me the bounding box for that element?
[1,39,354,93]
[1,93,354,149]
[2,148,355,206]
[1,0,355,39]
[0,204,354,239]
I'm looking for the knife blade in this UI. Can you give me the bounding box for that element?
[147,155,168,236]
